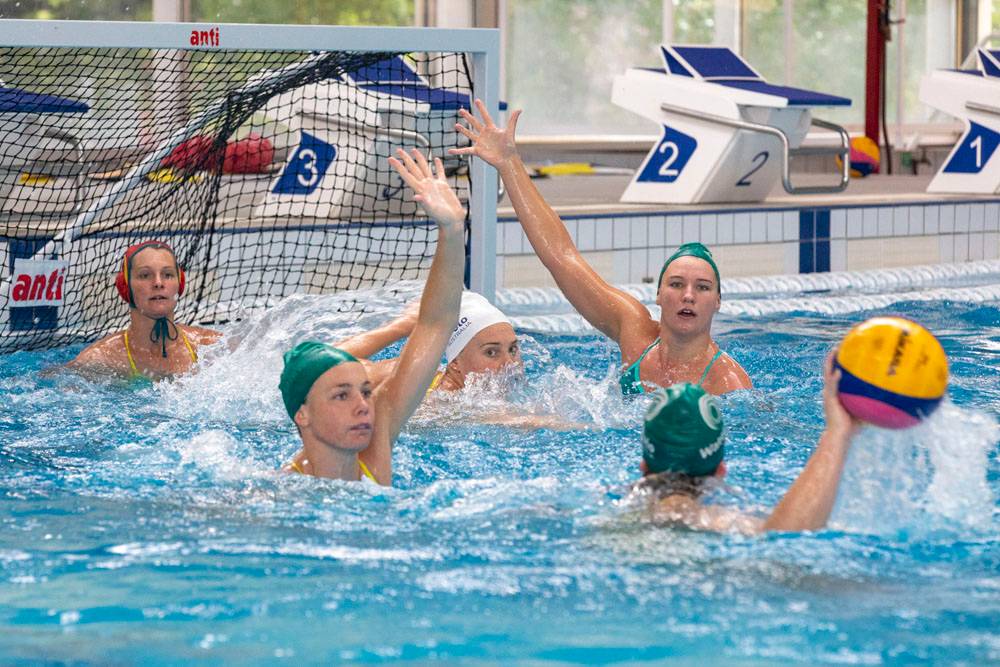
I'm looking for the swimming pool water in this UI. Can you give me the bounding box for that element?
[1,292,998,664]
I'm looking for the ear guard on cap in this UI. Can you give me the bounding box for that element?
[114,242,186,306]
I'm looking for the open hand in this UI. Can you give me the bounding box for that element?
[388,148,466,228]
[823,349,861,436]
[449,98,522,168]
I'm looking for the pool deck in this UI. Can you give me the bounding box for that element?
[3,171,999,239]
[497,172,1000,218]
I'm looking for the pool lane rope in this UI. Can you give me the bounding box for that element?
[498,259,1000,334]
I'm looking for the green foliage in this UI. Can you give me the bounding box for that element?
[189,0,412,25]
[0,0,413,25]
[674,0,717,43]
[0,0,152,20]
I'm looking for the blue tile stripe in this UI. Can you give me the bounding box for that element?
[816,209,830,272]
[799,210,814,273]
[799,209,831,274]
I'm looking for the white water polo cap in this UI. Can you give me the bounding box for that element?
[445,292,512,363]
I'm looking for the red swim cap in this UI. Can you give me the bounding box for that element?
[114,241,186,306]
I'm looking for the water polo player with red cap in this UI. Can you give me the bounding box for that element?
[68,241,220,379]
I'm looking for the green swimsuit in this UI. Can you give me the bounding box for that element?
[619,338,724,395]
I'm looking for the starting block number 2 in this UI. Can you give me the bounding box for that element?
[637,126,698,184]
[272,131,337,196]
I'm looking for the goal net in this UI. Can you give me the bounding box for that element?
[0,21,498,351]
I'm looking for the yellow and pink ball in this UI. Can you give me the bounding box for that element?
[835,317,948,429]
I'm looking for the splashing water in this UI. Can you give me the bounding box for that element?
[0,294,998,663]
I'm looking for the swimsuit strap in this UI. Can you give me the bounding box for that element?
[179,327,198,363]
[620,337,661,396]
[698,348,725,386]
[427,370,444,394]
[358,459,377,483]
[287,457,376,483]
[124,325,197,375]
[123,331,139,375]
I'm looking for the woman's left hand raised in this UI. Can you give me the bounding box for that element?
[389,148,466,229]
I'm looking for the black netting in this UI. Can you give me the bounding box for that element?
[0,46,474,350]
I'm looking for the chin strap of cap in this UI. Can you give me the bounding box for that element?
[149,316,179,358]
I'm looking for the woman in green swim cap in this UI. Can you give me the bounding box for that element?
[635,353,862,534]
[279,148,466,483]
[451,99,751,396]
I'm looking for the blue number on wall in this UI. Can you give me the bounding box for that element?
[943,121,1000,174]
[636,125,697,183]
[272,131,337,195]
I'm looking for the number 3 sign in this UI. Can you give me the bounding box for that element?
[272,131,337,195]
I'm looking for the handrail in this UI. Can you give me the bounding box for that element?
[301,111,431,148]
[659,102,850,195]
[966,101,1000,117]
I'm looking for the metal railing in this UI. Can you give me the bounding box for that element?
[660,102,851,195]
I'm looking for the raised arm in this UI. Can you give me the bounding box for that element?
[333,302,418,389]
[369,149,465,455]
[763,353,861,533]
[335,300,418,360]
[450,99,652,344]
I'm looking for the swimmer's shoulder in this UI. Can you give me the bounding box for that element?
[653,495,762,534]
[618,317,661,364]
[67,331,131,376]
[179,324,222,346]
[703,352,752,394]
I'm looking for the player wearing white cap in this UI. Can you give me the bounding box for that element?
[336,291,520,392]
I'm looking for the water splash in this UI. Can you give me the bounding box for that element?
[833,400,998,535]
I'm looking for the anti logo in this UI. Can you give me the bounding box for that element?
[9,259,68,307]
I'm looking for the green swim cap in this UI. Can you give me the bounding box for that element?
[279,341,359,419]
[642,382,725,477]
[657,242,721,292]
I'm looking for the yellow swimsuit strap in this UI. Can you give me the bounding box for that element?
[286,457,377,483]
[179,328,198,363]
[124,325,198,375]
[357,459,377,483]
[124,330,138,375]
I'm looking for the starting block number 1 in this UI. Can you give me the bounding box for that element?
[637,125,697,184]
[943,121,1000,174]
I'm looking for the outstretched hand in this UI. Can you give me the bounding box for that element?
[388,148,466,228]
[449,98,522,168]
[823,350,861,437]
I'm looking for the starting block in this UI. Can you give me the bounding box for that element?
[919,49,1000,194]
[612,46,851,204]
[256,56,469,219]
[0,86,90,216]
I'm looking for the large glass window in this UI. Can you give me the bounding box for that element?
[503,0,739,135]
[505,0,970,136]
[503,1,663,135]
[885,0,957,128]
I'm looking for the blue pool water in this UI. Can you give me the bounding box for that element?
[1,292,998,664]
